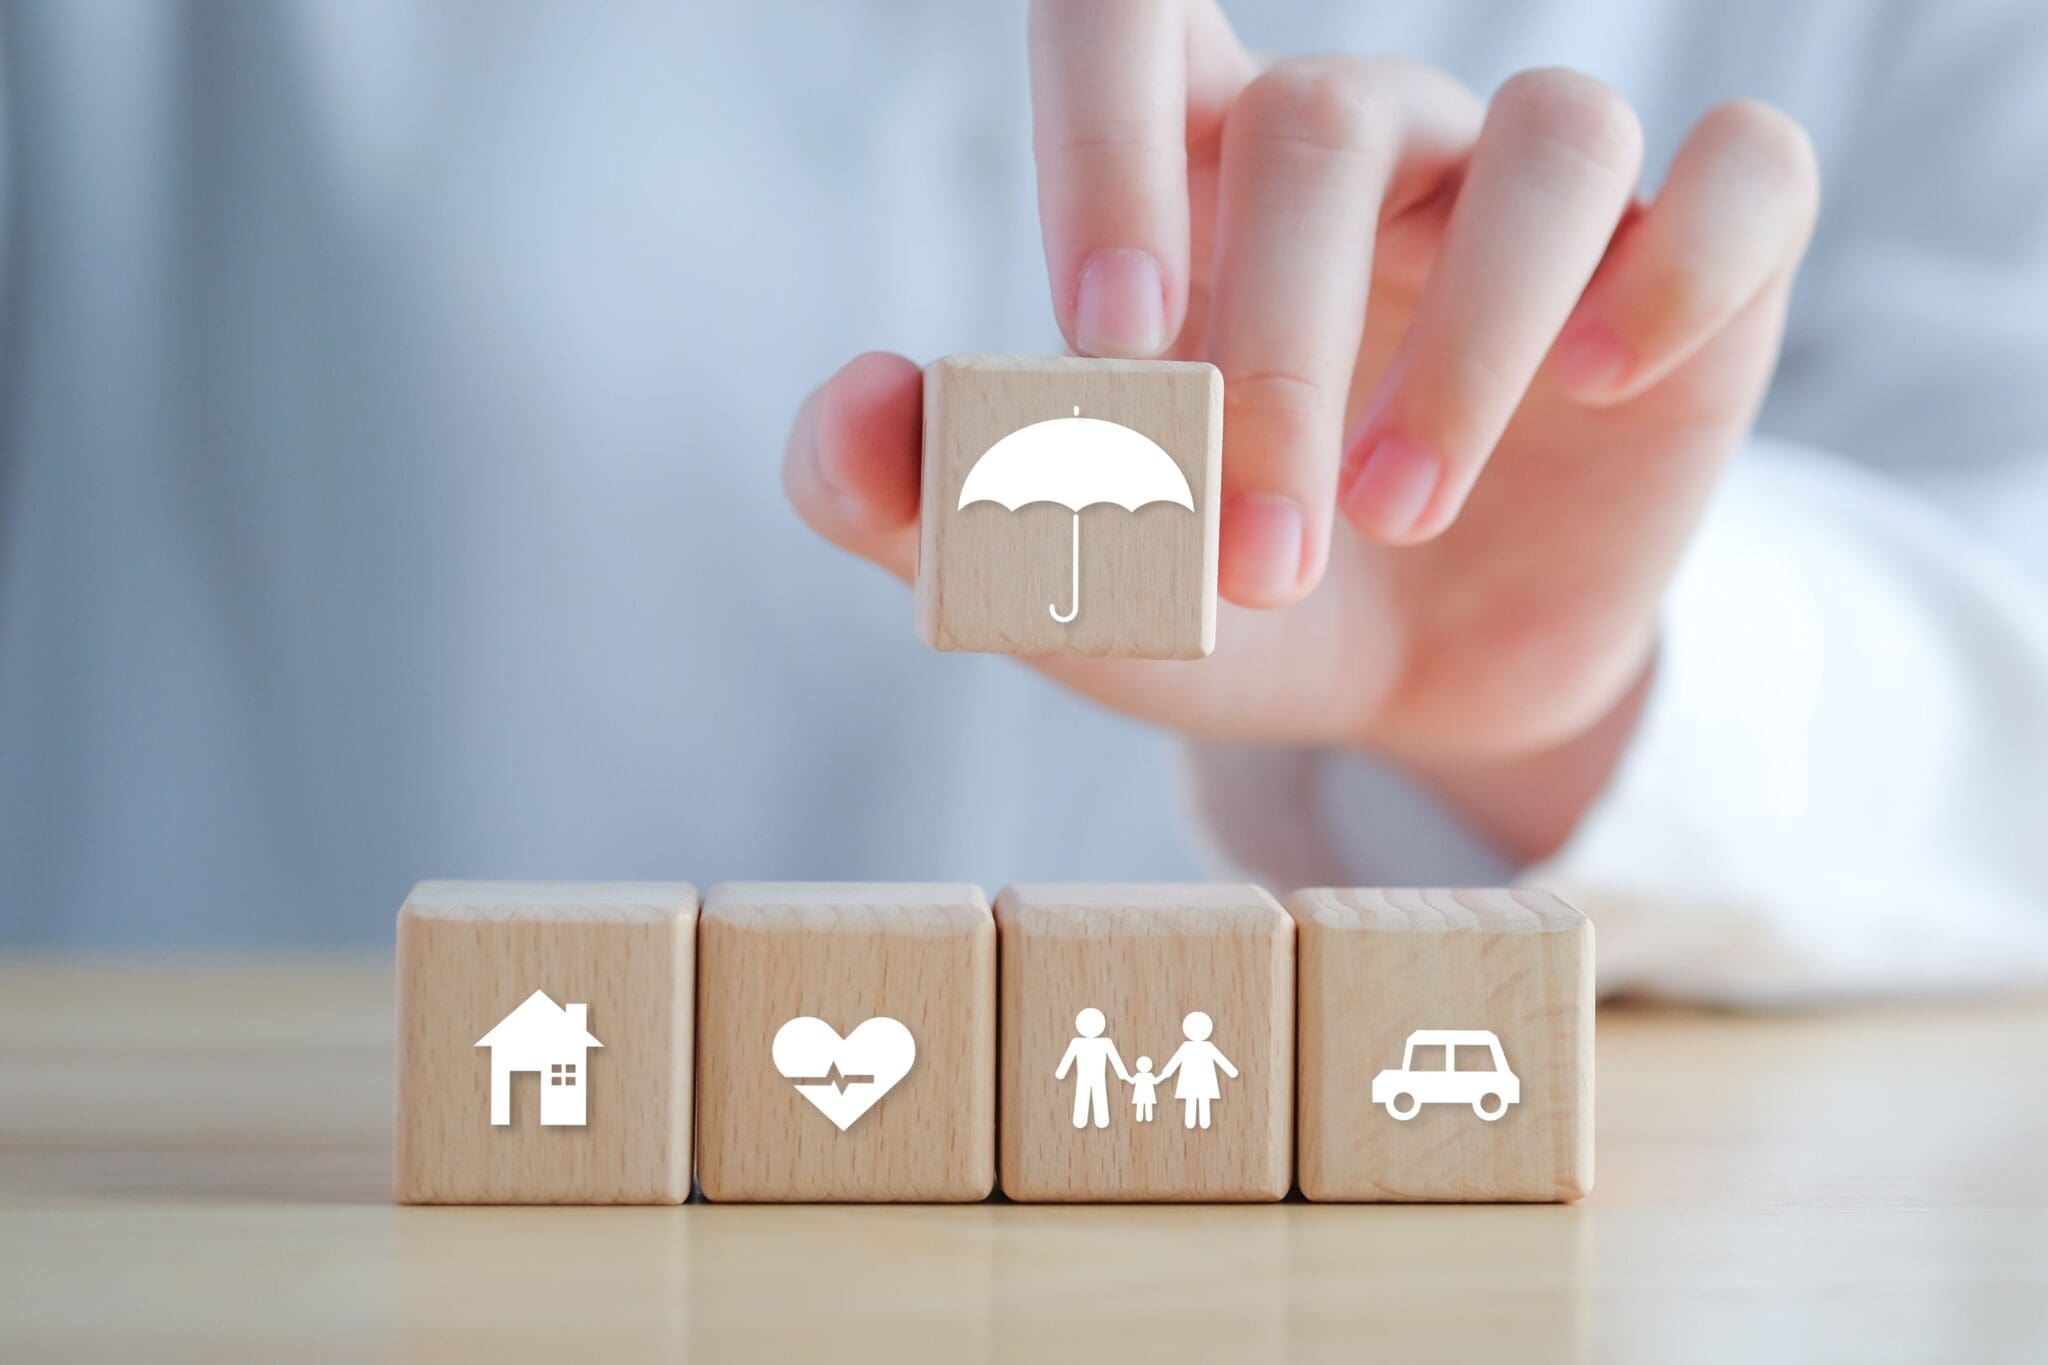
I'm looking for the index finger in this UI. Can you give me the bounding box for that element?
[1029,0,1192,358]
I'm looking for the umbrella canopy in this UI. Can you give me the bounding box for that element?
[956,409,1194,623]
[957,410,1195,514]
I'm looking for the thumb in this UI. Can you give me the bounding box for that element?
[782,352,923,582]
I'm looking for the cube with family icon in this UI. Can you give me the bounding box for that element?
[916,354,1223,659]
[994,883,1295,1201]
[394,881,698,1205]
[693,882,996,1202]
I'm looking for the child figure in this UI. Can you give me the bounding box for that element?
[1128,1056,1159,1123]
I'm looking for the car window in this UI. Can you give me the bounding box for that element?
[1407,1043,1447,1072]
[1453,1045,1497,1072]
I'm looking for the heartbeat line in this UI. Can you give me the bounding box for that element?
[792,1063,874,1093]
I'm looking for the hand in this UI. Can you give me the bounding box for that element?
[784,0,1818,859]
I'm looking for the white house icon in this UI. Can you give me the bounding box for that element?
[475,989,604,1127]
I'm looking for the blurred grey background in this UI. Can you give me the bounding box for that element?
[2,2,2040,946]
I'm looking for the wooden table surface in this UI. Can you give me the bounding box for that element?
[4,961,2046,1363]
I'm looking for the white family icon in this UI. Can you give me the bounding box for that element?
[1055,1007,1238,1131]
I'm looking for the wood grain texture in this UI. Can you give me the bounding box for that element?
[1288,887,1593,1202]
[695,882,995,1202]
[394,881,695,1204]
[916,354,1222,659]
[995,884,1293,1202]
[12,962,2048,1361]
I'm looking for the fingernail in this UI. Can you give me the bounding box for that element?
[1340,434,1441,541]
[1552,324,1632,399]
[1219,493,1306,604]
[1075,248,1167,358]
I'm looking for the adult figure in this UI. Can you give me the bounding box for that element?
[1158,1011,1238,1130]
[1054,1007,1130,1129]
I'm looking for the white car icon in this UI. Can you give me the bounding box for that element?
[1371,1029,1521,1121]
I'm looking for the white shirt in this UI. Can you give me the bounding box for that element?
[4,2,2047,1002]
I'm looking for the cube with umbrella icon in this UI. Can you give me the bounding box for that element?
[916,355,1222,659]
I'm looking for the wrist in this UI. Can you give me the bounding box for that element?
[1383,648,1657,865]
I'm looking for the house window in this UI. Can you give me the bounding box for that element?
[551,1063,577,1087]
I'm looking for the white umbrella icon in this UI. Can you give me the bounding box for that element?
[956,407,1195,623]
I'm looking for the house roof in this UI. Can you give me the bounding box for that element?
[474,989,604,1050]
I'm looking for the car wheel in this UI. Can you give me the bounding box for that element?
[1385,1092,1419,1121]
[1473,1091,1507,1121]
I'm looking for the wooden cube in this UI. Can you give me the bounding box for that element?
[995,883,1292,1202]
[1288,888,1594,1202]
[916,354,1222,660]
[695,882,995,1202]
[394,881,696,1204]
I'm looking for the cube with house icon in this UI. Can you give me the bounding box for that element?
[995,883,1294,1201]
[1288,888,1594,1202]
[916,354,1222,659]
[394,881,697,1204]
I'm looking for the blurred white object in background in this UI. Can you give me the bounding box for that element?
[4,1,2048,1001]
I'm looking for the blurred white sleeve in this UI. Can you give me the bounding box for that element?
[1190,4,2048,1005]
[1187,437,2048,1005]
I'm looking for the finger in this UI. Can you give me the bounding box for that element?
[1175,1,1259,331]
[1207,57,1480,605]
[1030,0,1230,357]
[780,351,922,581]
[1339,68,1643,544]
[1550,99,1820,406]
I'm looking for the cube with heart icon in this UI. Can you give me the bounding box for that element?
[995,883,1295,1202]
[695,882,996,1202]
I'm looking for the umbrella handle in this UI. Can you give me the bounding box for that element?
[1050,512,1080,623]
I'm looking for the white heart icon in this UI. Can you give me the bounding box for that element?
[771,1016,916,1132]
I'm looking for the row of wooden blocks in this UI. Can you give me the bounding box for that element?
[395,881,1593,1205]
